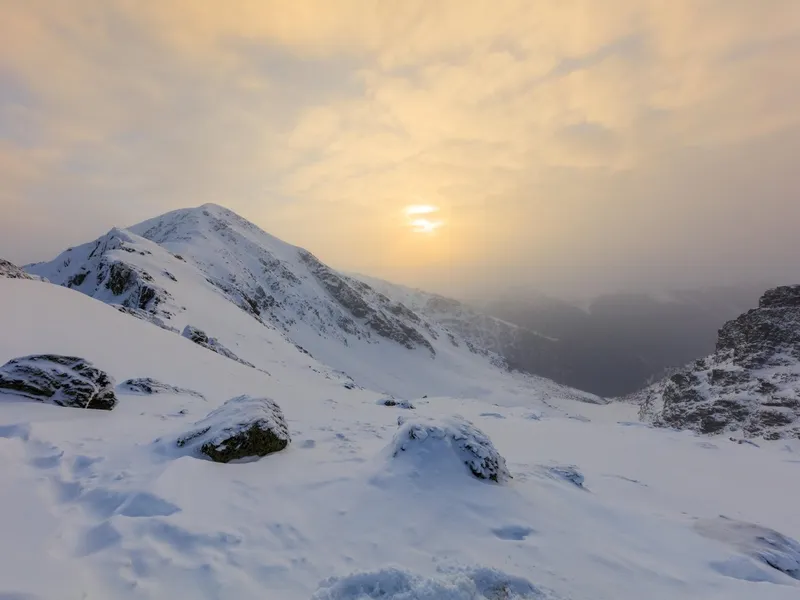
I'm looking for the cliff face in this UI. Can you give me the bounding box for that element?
[637,285,800,440]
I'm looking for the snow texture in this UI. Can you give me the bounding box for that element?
[176,395,290,462]
[389,416,511,483]
[695,516,800,581]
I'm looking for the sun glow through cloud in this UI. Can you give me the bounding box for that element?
[410,218,443,233]
[404,205,439,216]
[404,205,443,233]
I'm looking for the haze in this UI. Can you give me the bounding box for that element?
[2,1,799,299]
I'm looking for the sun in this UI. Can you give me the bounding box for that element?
[404,205,444,234]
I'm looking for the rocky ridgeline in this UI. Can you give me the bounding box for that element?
[0,258,44,281]
[637,285,800,440]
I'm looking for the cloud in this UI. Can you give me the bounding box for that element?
[1,1,799,296]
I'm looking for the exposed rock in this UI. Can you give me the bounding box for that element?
[545,465,585,488]
[176,395,290,462]
[376,397,415,409]
[0,258,45,281]
[181,325,256,368]
[299,251,435,355]
[112,305,179,333]
[119,377,204,399]
[636,285,800,440]
[389,416,511,483]
[0,355,117,410]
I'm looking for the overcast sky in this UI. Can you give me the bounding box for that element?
[2,1,799,299]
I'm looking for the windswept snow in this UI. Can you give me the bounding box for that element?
[1,277,800,599]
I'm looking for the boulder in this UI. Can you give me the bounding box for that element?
[0,355,117,410]
[389,415,510,483]
[177,395,290,462]
[119,377,204,399]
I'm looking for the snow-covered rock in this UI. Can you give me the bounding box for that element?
[695,516,800,581]
[119,377,205,399]
[181,325,256,368]
[0,354,117,410]
[635,284,800,440]
[545,464,585,488]
[389,416,511,483]
[377,397,415,409]
[311,566,545,600]
[176,395,290,462]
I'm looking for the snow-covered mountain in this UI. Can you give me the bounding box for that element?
[26,204,596,404]
[633,284,800,440]
[2,276,799,600]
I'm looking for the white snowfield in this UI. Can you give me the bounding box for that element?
[1,278,800,599]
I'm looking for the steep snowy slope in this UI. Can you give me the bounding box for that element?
[351,272,572,380]
[633,285,800,440]
[27,204,598,404]
[2,277,799,600]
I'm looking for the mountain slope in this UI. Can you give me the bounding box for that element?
[2,277,799,600]
[27,204,599,405]
[633,285,800,440]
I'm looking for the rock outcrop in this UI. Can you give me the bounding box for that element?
[181,325,256,368]
[0,355,117,410]
[119,377,205,399]
[176,395,290,462]
[636,285,800,440]
[0,258,44,281]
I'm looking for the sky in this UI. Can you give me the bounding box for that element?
[1,0,800,299]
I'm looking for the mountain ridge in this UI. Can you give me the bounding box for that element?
[26,203,601,405]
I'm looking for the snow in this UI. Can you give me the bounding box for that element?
[1,277,800,599]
